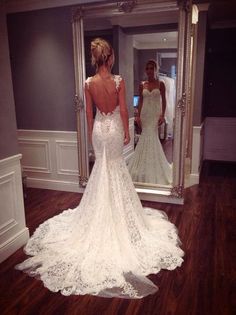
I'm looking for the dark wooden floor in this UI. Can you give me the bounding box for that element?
[1,161,236,315]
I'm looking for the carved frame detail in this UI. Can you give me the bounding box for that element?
[72,0,192,203]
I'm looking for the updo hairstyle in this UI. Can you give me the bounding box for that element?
[145,59,158,70]
[91,38,113,68]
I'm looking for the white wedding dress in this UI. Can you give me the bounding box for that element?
[16,76,184,299]
[128,86,172,185]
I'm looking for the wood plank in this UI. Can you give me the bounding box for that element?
[0,162,236,315]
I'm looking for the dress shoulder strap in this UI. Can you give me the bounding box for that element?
[113,75,122,91]
[85,77,93,88]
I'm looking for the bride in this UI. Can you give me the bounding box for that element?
[128,59,172,185]
[16,38,184,299]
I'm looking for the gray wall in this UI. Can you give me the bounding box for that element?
[7,6,76,131]
[0,4,19,160]
[138,49,157,82]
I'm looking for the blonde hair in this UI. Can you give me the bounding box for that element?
[91,38,113,68]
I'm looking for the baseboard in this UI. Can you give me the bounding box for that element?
[138,192,184,205]
[26,177,84,193]
[0,228,29,263]
[187,173,200,187]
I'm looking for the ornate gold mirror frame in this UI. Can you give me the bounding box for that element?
[72,0,192,204]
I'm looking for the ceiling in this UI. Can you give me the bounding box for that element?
[133,31,178,49]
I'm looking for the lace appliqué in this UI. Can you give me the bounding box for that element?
[128,88,172,185]
[85,76,92,89]
[15,81,184,299]
[113,75,122,91]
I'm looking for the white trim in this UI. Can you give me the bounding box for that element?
[27,177,84,193]
[17,123,135,192]
[18,129,80,192]
[185,124,204,187]
[0,154,29,262]
[0,153,22,168]
[160,52,178,58]
[18,129,78,138]
[191,124,203,174]
[188,173,200,186]
[0,228,29,263]
[138,191,184,205]
[55,140,79,176]
[18,138,52,173]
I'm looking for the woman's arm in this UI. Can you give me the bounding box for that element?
[118,79,130,145]
[84,82,94,144]
[159,81,166,126]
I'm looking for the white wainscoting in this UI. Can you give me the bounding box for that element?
[0,154,29,263]
[186,123,204,187]
[18,130,81,193]
[204,117,236,161]
[18,118,134,193]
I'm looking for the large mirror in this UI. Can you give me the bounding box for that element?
[72,0,192,204]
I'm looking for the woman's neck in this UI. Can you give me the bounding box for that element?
[148,77,156,83]
[97,65,111,78]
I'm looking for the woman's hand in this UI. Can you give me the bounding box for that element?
[158,114,165,126]
[135,116,142,129]
[124,131,130,145]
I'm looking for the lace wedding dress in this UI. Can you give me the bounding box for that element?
[128,86,172,185]
[16,76,184,299]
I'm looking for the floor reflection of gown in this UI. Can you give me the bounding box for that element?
[128,87,172,185]
[16,76,183,299]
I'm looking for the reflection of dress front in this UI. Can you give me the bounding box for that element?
[128,88,172,185]
[15,76,183,299]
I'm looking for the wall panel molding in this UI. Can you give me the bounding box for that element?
[55,140,79,176]
[18,130,81,192]
[18,138,51,173]
[18,123,134,192]
[0,154,29,262]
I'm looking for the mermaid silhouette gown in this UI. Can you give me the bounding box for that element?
[16,75,184,299]
[128,85,172,185]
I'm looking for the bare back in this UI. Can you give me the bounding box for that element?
[85,73,129,145]
[85,74,122,114]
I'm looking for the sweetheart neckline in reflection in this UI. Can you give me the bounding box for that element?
[143,88,160,93]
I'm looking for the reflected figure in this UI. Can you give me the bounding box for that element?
[128,60,172,185]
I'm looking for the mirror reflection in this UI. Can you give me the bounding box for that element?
[83,17,178,187]
[128,32,177,186]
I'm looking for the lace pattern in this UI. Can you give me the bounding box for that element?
[16,77,184,299]
[85,75,122,91]
[128,88,172,185]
